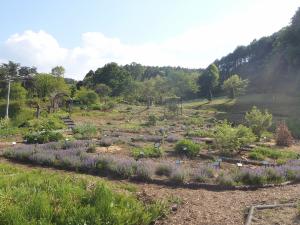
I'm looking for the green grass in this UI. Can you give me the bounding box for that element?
[248,147,298,162]
[0,162,166,225]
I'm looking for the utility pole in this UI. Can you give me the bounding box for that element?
[5,79,11,119]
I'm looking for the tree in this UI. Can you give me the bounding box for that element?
[33,73,69,98]
[0,82,27,101]
[198,64,219,101]
[76,88,98,105]
[0,61,21,119]
[51,66,65,77]
[245,106,273,140]
[91,63,133,96]
[222,74,249,98]
[94,83,112,98]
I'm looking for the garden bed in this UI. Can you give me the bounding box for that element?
[3,141,300,190]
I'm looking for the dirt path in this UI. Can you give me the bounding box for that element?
[1,159,299,225]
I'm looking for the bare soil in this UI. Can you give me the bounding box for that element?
[251,207,300,225]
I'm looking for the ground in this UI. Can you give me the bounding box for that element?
[0,158,299,225]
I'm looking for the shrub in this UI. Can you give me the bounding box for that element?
[24,131,64,144]
[155,163,174,177]
[147,114,157,126]
[245,106,273,140]
[135,162,153,181]
[216,173,235,186]
[175,139,202,157]
[24,116,65,132]
[170,167,188,184]
[76,88,99,106]
[73,123,98,139]
[275,121,293,147]
[213,121,256,154]
[111,159,137,179]
[183,117,204,127]
[131,146,163,159]
[191,166,215,183]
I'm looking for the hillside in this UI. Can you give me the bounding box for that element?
[215,7,300,94]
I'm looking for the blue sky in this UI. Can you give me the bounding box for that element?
[0,0,299,79]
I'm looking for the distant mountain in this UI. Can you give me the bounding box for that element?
[215,7,300,94]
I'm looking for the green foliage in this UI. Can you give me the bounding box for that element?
[183,117,204,127]
[0,162,164,225]
[222,74,249,98]
[175,139,203,157]
[146,114,158,126]
[198,64,220,101]
[186,129,214,138]
[76,88,98,106]
[245,106,273,140]
[0,101,23,118]
[73,123,98,139]
[24,115,65,132]
[213,121,256,154]
[286,118,300,138]
[248,147,298,161]
[24,131,64,144]
[33,73,69,98]
[51,66,65,77]
[131,146,163,159]
[0,82,27,101]
[94,83,112,97]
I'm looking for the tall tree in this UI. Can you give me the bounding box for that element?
[51,66,65,77]
[222,74,249,98]
[0,61,21,119]
[198,64,219,101]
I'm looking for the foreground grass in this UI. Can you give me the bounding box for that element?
[0,162,166,225]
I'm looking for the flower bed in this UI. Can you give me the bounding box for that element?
[3,141,300,189]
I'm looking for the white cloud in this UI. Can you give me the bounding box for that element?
[1,1,299,80]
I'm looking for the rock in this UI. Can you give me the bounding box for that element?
[171,204,178,211]
[99,137,114,147]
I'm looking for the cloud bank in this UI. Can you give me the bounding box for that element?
[1,1,298,79]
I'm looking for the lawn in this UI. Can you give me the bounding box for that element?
[0,161,166,225]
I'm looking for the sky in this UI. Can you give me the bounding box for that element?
[0,0,299,79]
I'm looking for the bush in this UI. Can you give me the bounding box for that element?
[24,131,64,144]
[275,121,293,147]
[135,162,153,181]
[155,163,174,177]
[191,166,215,183]
[76,88,99,106]
[24,116,65,132]
[213,121,256,154]
[170,167,188,184]
[146,114,157,126]
[175,139,203,157]
[131,146,163,159]
[245,106,273,140]
[73,123,98,139]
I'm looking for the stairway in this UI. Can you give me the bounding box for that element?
[61,116,76,129]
